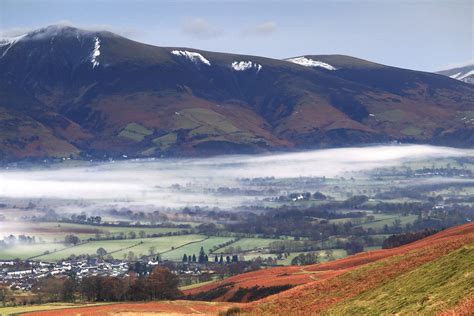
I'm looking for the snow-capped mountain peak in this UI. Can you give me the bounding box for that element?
[0,33,27,47]
[0,34,27,58]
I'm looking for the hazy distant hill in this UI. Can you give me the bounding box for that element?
[437,64,474,85]
[0,25,473,160]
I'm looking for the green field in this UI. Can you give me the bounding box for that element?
[0,235,248,261]
[0,221,187,243]
[40,235,209,261]
[162,236,235,261]
[327,217,353,224]
[241,249,348,265]
[357,215,418,230]
[118,122,153,142]
[218,238,282,253]
[376,109,406,122]
[0,243,66,260]
[401,126,423,137]
[34,240,140,261]
[327,214,417,231]
[0,233,351,263]
[152,132,178,150]
[113,235,208,259]
[279,249,348,265]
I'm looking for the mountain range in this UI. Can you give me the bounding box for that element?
[0,25,473,160]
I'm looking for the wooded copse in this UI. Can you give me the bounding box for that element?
[31,267,180,303]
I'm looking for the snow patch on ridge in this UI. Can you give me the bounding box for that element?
[171,50,211,66]
[286,56,336,70]
[458,70,474,81]
[0,34,26,46]
[0,34,26,58]
[231,61,262,72]
[90,36,101,68]
[449,72,462,79]
[447,70,474,84]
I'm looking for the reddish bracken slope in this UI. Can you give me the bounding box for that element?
[184,222,474,305]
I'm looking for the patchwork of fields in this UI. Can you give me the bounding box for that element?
[0,210,422,263]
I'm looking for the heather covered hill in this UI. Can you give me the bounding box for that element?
[0,25,473,160]
[181,222,474,314]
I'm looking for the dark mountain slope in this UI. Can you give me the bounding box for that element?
[0,25,472,159]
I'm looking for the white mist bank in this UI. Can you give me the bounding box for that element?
[0,145,472,208]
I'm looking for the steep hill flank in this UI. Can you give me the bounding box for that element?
[245,222,474,315]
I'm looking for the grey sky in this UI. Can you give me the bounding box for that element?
[0,0,472,71]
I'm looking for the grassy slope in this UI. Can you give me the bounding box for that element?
[324,242,474,315]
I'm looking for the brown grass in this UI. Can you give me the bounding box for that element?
[22,300,239,316]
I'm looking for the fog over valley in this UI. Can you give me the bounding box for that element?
[0,145,472,212]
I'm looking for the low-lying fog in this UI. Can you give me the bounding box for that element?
[0,145,473,210]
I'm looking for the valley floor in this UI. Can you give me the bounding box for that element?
[15,222,474,316]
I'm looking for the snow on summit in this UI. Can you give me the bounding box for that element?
[90,37,101,68]
[171,50,211,66]
[457,70,474,81]
[445,68,474,84]
[0,34,26,47]
[231,61,262,72]
[0,34,26,58]
[286,57,336,70]
[449,72,462,79]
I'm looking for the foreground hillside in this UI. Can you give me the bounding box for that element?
[1,25,473,160]
[246,223,474,315]
[20,222,474,315]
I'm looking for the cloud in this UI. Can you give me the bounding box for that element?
[435,59,474,71]
[181,17,223,39]
[242,21,277,37]
[0,145,471,211]
[0,27,33,37]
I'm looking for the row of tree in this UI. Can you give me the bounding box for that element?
[382,228,439,249]
[182,247,239,264]
[33,267,180,303]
